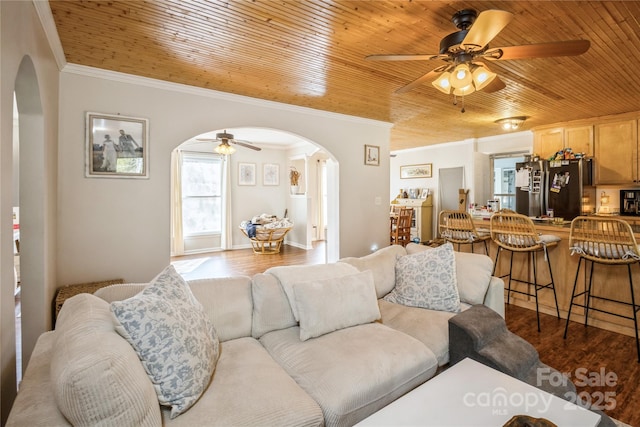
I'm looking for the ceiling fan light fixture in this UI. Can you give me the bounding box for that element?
[495,116,527,131]
[471,64,497,91]
[449,63,472,89]
[453,84,475,96]
[215,142,236,155]
[432,71,452,94]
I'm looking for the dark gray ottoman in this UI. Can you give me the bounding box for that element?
[448,305,614,427]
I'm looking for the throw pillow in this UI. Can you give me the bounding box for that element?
[293,270,381,341]
[384,242,461,312]
[111,265,219,418]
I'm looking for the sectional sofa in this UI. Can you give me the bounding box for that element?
[7,242,504,426]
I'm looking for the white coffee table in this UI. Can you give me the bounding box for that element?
[356,358,601,426]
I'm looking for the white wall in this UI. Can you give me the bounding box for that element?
[57,67,392,286]
[1,1,60,421]
[390,131,533,238]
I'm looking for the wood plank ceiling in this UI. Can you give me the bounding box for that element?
[49,1,640,151]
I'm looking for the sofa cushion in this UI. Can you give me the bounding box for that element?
[265,263,359,321]
[111,265,219,418]
[188,277,253,342]
[260,324,438,427]
[163,337,324,427]
[293,270,380,341]
[50,293,161,426]
[379,299,470,366]
[406,243,493,305]
[385,243,461,313]
[251,273,298,339]
[96,276,254,343]
[339,244,407,298]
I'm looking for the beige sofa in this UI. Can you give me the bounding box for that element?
[7,243,504,426]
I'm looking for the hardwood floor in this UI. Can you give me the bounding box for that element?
[173,243,638,426]
[506,304,639,426]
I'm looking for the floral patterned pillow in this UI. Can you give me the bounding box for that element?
[111,265,219,418]
[384,242,461,312]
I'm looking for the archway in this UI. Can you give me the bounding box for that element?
[170,127,339,261]
[12,56,46,386]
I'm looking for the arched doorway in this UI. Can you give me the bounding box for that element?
[12,56,47,390]
[170,127,339,261]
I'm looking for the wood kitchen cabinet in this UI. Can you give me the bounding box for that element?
[533,125,593,159]
[595,119,638,184]
[564,125,593,157]
[533,127,564,159]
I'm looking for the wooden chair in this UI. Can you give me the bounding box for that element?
[438,210,490,254]
[564,216,640,361]
[390,207,412,247]
[490,210,561,331]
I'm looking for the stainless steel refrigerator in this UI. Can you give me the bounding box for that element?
[547,158,595,220]
[515,159,547,217]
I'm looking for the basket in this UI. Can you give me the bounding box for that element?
[240,226,292,254]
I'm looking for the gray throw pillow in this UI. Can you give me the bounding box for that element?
[384,242,461,312]
[111,265,219,418]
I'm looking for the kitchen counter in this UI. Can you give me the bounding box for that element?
[472,215,640,339]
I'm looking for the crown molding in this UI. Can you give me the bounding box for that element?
[32,0,67,71]
[60,63,393,129]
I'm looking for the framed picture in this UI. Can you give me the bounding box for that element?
[420,188,430,199]
[263,163,280,186]
[400,163,433,179]
[238,162,256,186]
[85,112,149,178]
[364,144,380,166]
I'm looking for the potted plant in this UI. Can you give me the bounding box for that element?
[289,167,301,195]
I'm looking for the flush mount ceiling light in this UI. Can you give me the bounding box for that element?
[495,116,527,131]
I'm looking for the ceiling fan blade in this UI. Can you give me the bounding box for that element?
[233,140,262,151]
[195,138,218,142]
[485,40,590,60]
[366,54,446,62]
[482,75,506,93]
[395,65,449,94]
[461,10,513,50]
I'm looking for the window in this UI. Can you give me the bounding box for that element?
[181,153,223,235]
[490,153,526,211]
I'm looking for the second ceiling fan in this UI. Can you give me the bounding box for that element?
[196,130,262,155]
[366,9,590,97]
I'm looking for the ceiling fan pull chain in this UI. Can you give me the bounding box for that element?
[461,95,466,113]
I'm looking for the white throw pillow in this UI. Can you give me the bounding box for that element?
[266,263,359,321]
[111,265,219,418]
[384,242,461,312]
[293,270,381,341]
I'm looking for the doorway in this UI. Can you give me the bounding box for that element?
[170,128,338,262]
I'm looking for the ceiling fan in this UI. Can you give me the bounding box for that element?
[196,130,262,155]
[366,9,590,102]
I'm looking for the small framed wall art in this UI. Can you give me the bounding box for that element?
[364,144,380,166]
[400,163,433,179]
[263,163,280,186]
[238,162,257,186]
[86,112,149,178]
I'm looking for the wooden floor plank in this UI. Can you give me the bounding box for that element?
[173,243,638,426]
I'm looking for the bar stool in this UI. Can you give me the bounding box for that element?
[564,216,640,362]
[438,210,491,254]
[490,210,561,331]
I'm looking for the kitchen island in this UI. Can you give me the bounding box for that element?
[472,216,640,339]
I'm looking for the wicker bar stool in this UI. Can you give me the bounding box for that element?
[438,210,491,254]
[490,210,561,331]
[564,216,640,362]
